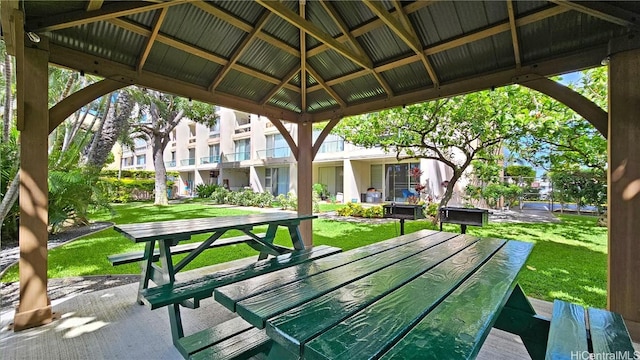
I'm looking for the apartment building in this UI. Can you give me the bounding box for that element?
[112,107,461,204]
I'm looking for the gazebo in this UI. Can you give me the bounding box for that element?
[1,0,639,340]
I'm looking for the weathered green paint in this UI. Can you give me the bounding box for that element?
[267,236,500,355]
[175,317,253,358]
[372,240,533,360]
[588,307,636,358]
[215,231,458,315]
[188,327,272,360]
[545,300,588,360]
[141,246,342,310]
[494,285,550,360]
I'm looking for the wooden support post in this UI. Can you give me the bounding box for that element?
[13,44,52,331]
[297,122,313,247]
[608,44,640,341]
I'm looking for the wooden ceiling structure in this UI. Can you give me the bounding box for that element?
[2,0,640,342]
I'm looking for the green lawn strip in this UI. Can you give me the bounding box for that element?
[2,203,608,309]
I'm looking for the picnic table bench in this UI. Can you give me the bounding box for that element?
[207,229,635,360]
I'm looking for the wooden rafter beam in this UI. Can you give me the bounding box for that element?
[306,66,346,108]
[319,0,392,98]
[107,18,300,93]
[86,0,104,12]
[312,117,342,158]
[506,0,521,67]
[192,1,300,58]
[307,5,569,93]
[306,1,436,58]
[260,66,300,105]
[209,10,271,91]
[137,7,168,73]
[300,1,307,112]
[47,43,302,122]
[549,1,640,31]
[27,0,188,32]
[256,0,373,70]
[364,0,439,86]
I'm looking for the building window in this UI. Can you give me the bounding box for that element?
[313,131,345,153]
[134,138,147,151]
[122,157,133,167]
[384,163,420,201]
[265,167,289,196]
[265,134,290,158]
[136,154,146,165]
[234,138,250,161]
[209,122,220,138]
[189,124,196,138]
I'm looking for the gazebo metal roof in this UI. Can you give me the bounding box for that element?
[16,0,639,122]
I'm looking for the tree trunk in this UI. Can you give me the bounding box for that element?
[153,136,168,205]
[3,53,12,142]
[86,91,133,168]
[0,172,19,224]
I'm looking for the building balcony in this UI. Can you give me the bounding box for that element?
[165,161,176,168]
[200,155,221,164]
[180,158,196,166]
[317,140,345,154]
[234,126,251,135]
[256,147,291,159]
[222,152,250,162]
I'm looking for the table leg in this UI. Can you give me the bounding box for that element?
[287,224,305,250]
[137,240,156,304]
[257,224,280,260]
[158,240,176,284]
[493,284,550,360]
[267,341,298,360]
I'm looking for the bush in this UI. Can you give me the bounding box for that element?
[426,202,439,217]
[275,192,297,210]
[195,183,219,198]
[254,192,274,208]
[102,178,160,203]
[100,170,179,179]
[336,202,364,217]
[362,206,383,218]
[211,187,230,204]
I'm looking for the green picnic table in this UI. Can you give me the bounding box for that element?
[209,229,635,360]
[113,213,317,304]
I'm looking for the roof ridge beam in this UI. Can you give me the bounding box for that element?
[256,0,373,70]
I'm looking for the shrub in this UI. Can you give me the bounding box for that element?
[362,206,383,218]
[100,170,179,179]
[426,202,439,217]
[336,202,364,217]
[102,178,159,203]
[210,187,229,204]
[254,192,274,208]
[195,183,219,198]
[275,192,297,210]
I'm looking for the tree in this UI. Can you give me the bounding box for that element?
[129,88,217,205]
[335,86,534,211]
[551,169,606,214]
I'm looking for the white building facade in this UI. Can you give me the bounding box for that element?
[112,108,463,204]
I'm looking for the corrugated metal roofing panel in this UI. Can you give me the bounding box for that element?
[51,21,144,67]
[217,69,278,103]
[357,26,412,65]
[239,39,300,79]
[424,2,464,41]
[381,61,432,94]
[263,15,299,48]
[411,6,442,46]
[333,74,386,104]
[267,88,301,113]
[307,49,361,81]
[430,48,473,83]
[330,1,376,29]
[213,0,264,24]
[307,89,339,113]
[25,1,84,19]
[513,1,549,16]
[519,12,622,64]
[144,42,218,88]
[452,1,491,33]
[161,3,245,59]
[307,72,318,87]
[610,1,640,13]
[483,1,509,24]
[125,10,155,28]
[289,72,301,87]
[305,1,342,50]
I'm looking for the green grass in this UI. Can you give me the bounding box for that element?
[2,203,608,308]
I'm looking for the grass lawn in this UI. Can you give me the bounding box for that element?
[2,202,607,308]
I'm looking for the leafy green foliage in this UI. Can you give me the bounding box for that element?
[551,170,606,213]
[211,187,230,204]
[0,130,19,240]
[100,170,179,179]
[275,192,297,210]
[505,165,536,179]
[195,183,219,198]
[362,205,384,218]
[335,86,534,209]
[336,202,365,217]
[101,178,162,203]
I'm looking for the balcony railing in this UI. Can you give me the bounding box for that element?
[256,147,291,159]
[234,126,251,134]
[165,161,176,168]
[209,131,220,139]
[200,155,221,164]
[317,140,345,153]
[180,158,196,166]
[223,152,250,162]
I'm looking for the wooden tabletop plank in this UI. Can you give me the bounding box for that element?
[214,230,453,313]
[545,300,588,360]
[114,213,317,242]
[141,245,341,310]
[587,307,636,358]
[376,240,533,360]
[266,235,495,355]
[302,237,510,360]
